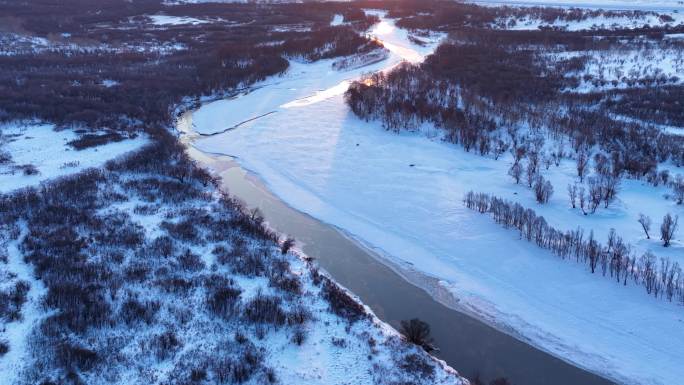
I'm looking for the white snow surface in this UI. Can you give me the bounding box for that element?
[148,15,209,25]
[500,11,684,30]
[190,12,684,385]
[331,14,345,26]
[552,47,684,92]
[0,123,147,193]
[0,228,47,385]
[471,0,684,11]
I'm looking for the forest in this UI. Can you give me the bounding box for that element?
[0,0,381,140]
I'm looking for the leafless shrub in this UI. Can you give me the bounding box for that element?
[533,175,553,204]
[270,275,302,296]
[400,318,435,352]
[56,341,98,371]
[661,213,679,247]
[150,331,182,361]
[119,297,160,325]
[0,150,11,165]
[133,204,159,215]
[190,367,207,382]
[211,344,263,384]
[244,291,286,326]
[399,353,435,378]
[321,279,366,322]
[207,284,242,319]
[155,276,195,295]
[671,174,684,204]
[177,249,205,272]
[0,280,30,321]
[149,235,176,258]
[291,328,307,346]
[281,236,295,255]
[161,219,200,243]
[331,337,347,348]
[68,131,126,150]
[638,214,652,239]
[233,249,267,277]
[17,164,39,176]
[124,263,150,282]
[286,304,311,326]
[508,162,522,184]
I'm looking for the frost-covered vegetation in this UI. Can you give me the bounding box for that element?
[0,135,463,385]
[0,123,146,193]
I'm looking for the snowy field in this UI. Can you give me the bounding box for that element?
[552,47,684,91]
[471,0,684,11]
[0,228,47,385]
[0,123,147,193]
[498,11,684,30]
[190,12,684,385]
[148,15,209,25]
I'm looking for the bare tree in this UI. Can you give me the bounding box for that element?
[671,174,684,205]
[543,154,552,170]
[525,160,537,188]
[508,162,523,184]
[594,153,609,176]
[576,150,589,182]
[599,174,620,208]
[567,183,577,208]
[661,213,679,247]
[493,136,508,160]
[400,318,435,352]
[587,177,602,214]
[578,186,587,215]
[534,175,553,204]
[638,214,651,239]
[281,236,295,255]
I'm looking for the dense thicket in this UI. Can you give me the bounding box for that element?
[0,0,381,138]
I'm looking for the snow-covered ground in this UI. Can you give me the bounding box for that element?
[0,31,188,56]
[189,12,684,385]
[0,123,147,193]
[330,14,346,26]
[0,227,47,385]
[498,11,684,30]
[148,15,209,26]
[553,47,684,91]
[471,0,684,12]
